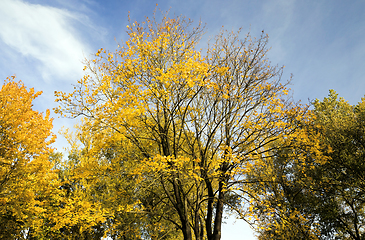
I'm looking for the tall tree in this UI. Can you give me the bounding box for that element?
[55,12,311,240]
[0,77,108,239]
[0,77,56,238]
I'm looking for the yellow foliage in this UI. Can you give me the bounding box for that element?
[54,12,313,240]
[0,77,56,237]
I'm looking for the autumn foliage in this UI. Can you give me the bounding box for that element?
[0,77,56,237]
[54,13,326,240]
[1,12,364,240]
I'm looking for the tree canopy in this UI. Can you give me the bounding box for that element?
[1,11,364,240]
[0,77,55,238]
[55,13,325,240]
[246,90,365,240]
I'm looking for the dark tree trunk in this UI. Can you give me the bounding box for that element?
[212,181,225,240]
[172,178,192,240]
[205,178,214,240]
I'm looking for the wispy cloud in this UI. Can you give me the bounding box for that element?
[0,0,105,153]
[0,0,94,82]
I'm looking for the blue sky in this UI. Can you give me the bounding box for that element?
[1,0,364,239]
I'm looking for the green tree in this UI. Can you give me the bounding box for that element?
[248,90,365,240]
[311,90,365,240]
[242,107,329,240]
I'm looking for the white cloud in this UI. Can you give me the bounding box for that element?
[0,0,93,82]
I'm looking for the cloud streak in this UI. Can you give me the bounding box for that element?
[0,0,93,82]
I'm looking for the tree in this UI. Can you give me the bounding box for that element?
[311,90,365,240]
[0,76,56,238]
[57,122,182,239]
[243,115,330,240]
[55,12,311,240]
[246,90,365,240]
[44,149,112,239]
[0,77,109,239]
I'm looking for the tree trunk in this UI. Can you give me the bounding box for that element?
[205,178,214,240]
[172,178,193,240]
[212,181,225,240]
